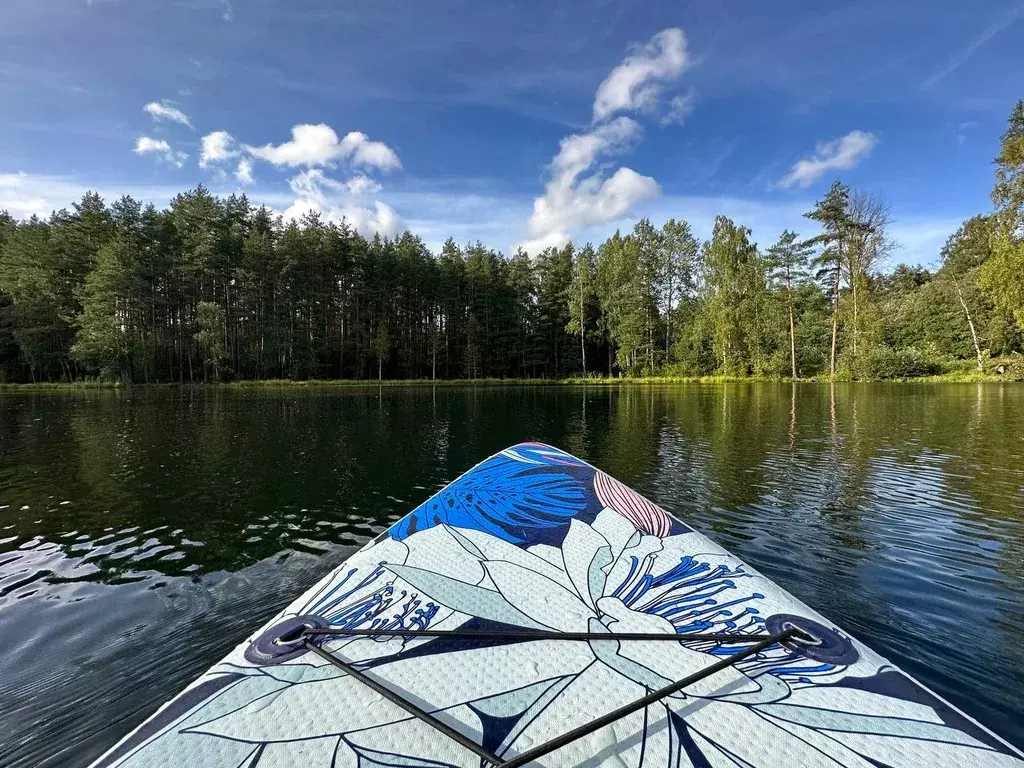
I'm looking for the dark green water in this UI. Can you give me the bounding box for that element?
[1,384,1023,764]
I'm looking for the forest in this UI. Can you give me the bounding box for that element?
[1,102,1022,385]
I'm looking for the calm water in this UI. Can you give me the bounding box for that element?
[1,384,1023,764]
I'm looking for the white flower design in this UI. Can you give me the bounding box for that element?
[99,508,1024,767]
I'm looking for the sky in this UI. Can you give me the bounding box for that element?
[2,0,1023,267]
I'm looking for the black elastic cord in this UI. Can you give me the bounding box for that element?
[303,627,796,767]
[302,639,504,765]
[496,628,795,767]
[302,627,778,643]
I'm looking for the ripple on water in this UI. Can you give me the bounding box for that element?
[0,384,1023,765]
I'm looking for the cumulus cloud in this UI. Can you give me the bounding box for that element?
[143,100,193,128]
[199,130,237,168]
[0,172,193,222]
[0,172,50,218]
[779,131,878,189]
[246,124,401,172]
[134,137,171,155]
[234,158,254,185]
[191,122,402,233]
[281,169,403,238]
[344,175,383,196]
[522,28,690,253]
[133,136,187,168]
[522,118,658,253]
[592,28,689,123]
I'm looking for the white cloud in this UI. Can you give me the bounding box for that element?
[345,133,402,172]
[0,192,50,219]
[287,168,340,199]
[340,201,403,239]
[290,171,381,198]
[143,100,193,128]
[134,137,171,155]
[133,136,187,168]
[0,171,965,268]
[199,130,237,168]
[247,124,401,172]
[220,0,234,22]
[521,28,694,253]
[662,91,696,126]
[778,130,878,189]
[0,172,184,221]
[521,117,659,252]
[344,175,383,196]
[234,158,254,185]
[280,169,404,238]
[592,28,689,123]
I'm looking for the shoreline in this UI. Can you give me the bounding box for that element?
[1,371,1020,392]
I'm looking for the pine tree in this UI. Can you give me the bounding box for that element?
[536,244,574,376]
[195,300,228,381]
[632,218,662,372]
[804,181,856,378]
[566,244,595,375]
[765,230,811,378]
[71,237,137,383]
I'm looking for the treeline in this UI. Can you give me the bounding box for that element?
[1,102,1023,384]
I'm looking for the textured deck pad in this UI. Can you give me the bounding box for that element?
[91,443,1024,767]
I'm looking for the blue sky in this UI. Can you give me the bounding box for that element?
[2,0,1022,266]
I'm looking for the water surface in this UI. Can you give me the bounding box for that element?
[1,383,1022,764]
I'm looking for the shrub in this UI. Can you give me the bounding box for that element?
[988,355,1024,381]
[854,346,946,380]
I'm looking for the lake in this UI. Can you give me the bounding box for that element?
[1,383,1023,764]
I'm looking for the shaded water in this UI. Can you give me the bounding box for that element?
[1,383,1022,764]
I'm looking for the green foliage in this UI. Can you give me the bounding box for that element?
[990,100,1024,231]
[71,238,133,382]
[0,193,113,381]
[804,181,852,377]
[941,216,993,276]
[660,218,699,361]
[980,228,1024,330]
[853,346,946,380]
[792,282,832,375]
[2,102,1024,385]
[566,244,597,374]
[195,301,228,381]
[981,101,1024,331]
[765,230,812,377]
[990,355,1024,380]
[596,230,649,374]
[534,243,575,376]
[700,216,777,376]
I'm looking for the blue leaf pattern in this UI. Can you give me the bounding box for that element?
[389,449,598,544]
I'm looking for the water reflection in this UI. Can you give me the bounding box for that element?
[0,384,1022,764]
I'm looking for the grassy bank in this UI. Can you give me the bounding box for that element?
[0,380,127,391]
[2,371,1021,392]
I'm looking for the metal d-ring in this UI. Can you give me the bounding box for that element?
[272,622,317,647]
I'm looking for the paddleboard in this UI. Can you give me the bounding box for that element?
[90,442,1024,767]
